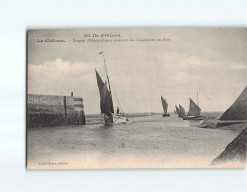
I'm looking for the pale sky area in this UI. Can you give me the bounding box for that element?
[28,28,247,114]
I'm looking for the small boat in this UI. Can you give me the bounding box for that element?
[182,94,203,120]
[95,52,128,125]
[161,95,170,117]
[175,105,184,117]
[182,115,203,120]
[179,104,185,116]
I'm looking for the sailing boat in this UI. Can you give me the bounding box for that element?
[179,104,185,116]
[175,105,180,117]
[95,52,127,125]
[161,95,170,117]
[182,96,203,120]
[175,105,184,117]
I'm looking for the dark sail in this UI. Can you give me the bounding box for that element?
[95,70,112,117]
[220,86,247,120]
[100,84,112,117]
[188,98,201,117]
[96,69,114,114]
[179,104,185,116]
[95,70,104,96]
[161,95,168,114]
[175,105,185,117]
[109,91,114,114]
[175,105,182,116]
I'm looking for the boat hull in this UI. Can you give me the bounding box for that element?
[104,114,128,125]
[113,114,128,124]
[182,116,203,120]
[104,114,114,125]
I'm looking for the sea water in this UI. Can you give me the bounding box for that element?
[27,114,240,169]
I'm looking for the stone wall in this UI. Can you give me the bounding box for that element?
[27,94,86,128]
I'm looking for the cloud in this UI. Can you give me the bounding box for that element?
[28,58,94,81]
[27,58,99,98]
[230,63,247,70]
[159,52,221,70]
[27,28,247,113]
[27,54,247,113]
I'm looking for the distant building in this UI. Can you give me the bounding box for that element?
[27,93,86,128]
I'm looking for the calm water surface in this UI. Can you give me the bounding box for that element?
[27,114,239,168]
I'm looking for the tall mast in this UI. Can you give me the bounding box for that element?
[197,92,199,106]
[100,52,112,95]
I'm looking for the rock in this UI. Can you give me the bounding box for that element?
[220,86,247,121]
[198,118,219,129]
[211,128,247,165]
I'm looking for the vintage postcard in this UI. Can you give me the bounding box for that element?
[26,28,247,169]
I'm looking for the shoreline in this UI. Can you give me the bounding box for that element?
[199,117,247,166]
[211,128,247,166]
[199,118,247,132]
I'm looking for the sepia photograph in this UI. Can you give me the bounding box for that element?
[26,28,247,169]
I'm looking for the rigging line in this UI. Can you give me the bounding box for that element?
[113,115,122,123]
[99,52,124,115]
[102,53,112,95]
[111,86,125,115]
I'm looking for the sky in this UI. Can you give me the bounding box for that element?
[27,28,247,114]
